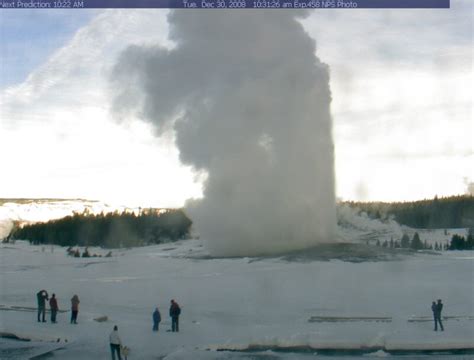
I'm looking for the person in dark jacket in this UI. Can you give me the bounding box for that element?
[36,290,49,322]
[431,301,437,328]
[169,299,181,332]
[432,299,444,331]
[49,294,59,323]
[152,307,161,332]
[70,294,80,324]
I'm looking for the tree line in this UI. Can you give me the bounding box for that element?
[7,209,192,248]
[345,195,474,228]
[448,231,474,250]
[375,231,474,251]
[375,232,435,250]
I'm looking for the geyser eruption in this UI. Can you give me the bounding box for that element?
[112,10,336,256]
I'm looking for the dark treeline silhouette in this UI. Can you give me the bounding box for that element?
[8,209,192,248]
[345,195,474,228]
[375,231,474,251]
[376,232,433,250]
[448,230,474,251]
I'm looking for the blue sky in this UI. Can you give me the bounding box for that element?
[0,10,96,88]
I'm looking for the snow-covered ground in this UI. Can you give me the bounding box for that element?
[1,237,473,359]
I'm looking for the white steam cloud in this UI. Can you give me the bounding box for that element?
[112,10,337,256]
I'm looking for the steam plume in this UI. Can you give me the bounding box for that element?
[112,10,337,256]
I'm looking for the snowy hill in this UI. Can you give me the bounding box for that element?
[336,204,468,251]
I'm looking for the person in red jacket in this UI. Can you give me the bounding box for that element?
[49,294,59,323]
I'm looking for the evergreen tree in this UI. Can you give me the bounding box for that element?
[466,233,474,250]
[449,234,466,250]
[9,209,193,248]
[401,234,410,248]
[411,232,423,250]
[344,195,474,228]
[468,227,474,238]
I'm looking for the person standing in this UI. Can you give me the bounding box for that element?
[70,294,80,324]
[431,301,437,330]
[434,299,444,331]
[36,290,49,323]
[153,307,161,332]
[169,299,181,332]
[49,293,59,323]
[109,325,122,360]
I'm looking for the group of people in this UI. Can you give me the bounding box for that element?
[36,289,182,360]
[431,299,444,331]
[35,293,448,359]
[36,290,80,324]
[109,299,181,360]
[152,299,181,332]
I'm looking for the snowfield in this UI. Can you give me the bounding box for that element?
[1,235,473,359]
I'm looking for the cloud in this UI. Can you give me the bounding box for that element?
[0,10,97,88]
[301,2,473,200]
[0,5,471,208]
[0,10,201,207]
[465,179,474,196]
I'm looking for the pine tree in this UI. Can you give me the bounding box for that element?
[449,234,466,250]
[466,234,474,250]
[411,232,423,250]
[401,234,410,248]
